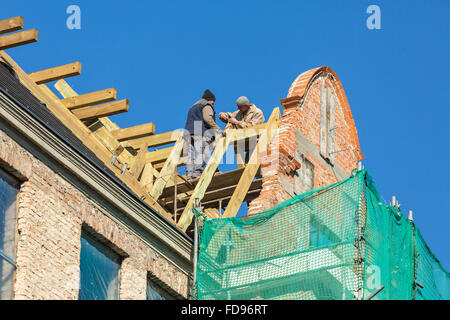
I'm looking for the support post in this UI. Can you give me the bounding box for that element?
[192,198,203,300]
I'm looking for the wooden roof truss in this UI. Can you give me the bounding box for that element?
[0,16,281,235]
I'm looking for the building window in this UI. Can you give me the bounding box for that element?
[79,230,121,300]
[320,84,336,164]
[146,276,171,300]
[0,170,18,300]
[309,216,339,250]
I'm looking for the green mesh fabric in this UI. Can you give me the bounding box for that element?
[196,170,450,300]
[414,228,450,300]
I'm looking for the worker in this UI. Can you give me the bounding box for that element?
[219,96,265,164]
[184,89,222,180]
[218,96,265,129]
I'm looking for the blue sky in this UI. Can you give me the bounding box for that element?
[3,1,449,270]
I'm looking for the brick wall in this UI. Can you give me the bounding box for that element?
[0,129,189,300]
[249,67,364,215]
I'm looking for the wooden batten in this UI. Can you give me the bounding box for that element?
[61,88,117,110]
[111,122,155,141]
[0,16,24,35]
[72,99,129,121]
[29,62,82,84]
[0,29,38,50]
[127,130,182,149]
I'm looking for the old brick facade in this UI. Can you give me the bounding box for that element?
[0,127,190,300]
[249,66,364,215]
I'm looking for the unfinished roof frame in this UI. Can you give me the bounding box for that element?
[0,15,280,235]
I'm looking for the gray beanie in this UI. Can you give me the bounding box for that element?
[236,96,251,107]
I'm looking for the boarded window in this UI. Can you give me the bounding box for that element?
[79,231,121,300]
[294,155,315,195]
[0,170,18,300]
[320,85,336,164]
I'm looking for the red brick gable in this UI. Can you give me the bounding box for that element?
[248,66,364,215]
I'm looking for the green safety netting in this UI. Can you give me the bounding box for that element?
[195,169,449,300]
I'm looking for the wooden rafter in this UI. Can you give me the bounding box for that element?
[146,146,173,165]
[72,99,129,121]
[111,123,155,141]
[54,80,134,166]
[127,130,182,149]
[0,16,24,35]
[154,156,187,171]
[28,62,82,84]
[140,162,155,193]
[61,88,117,110]
[130,143,149,178]
[0,29,38,50]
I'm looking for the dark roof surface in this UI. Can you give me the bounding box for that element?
[0,61,190,242]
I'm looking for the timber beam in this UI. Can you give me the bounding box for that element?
[111,122,156,141]
[72,99,130,121]
[0,16,24,35]
[29,62,82,84]
[128,130,183,149]
[0,29,38,50]
[61,88,117,110]
[145,146,173,165]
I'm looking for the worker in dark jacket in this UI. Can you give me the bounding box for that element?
[184,89,222,180]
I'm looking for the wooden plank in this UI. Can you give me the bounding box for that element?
[130,143,148,178]
[0,29,38,50]
[61,88,117,110]
[111,123,156,141]
[161,167,245,199]
[231,122,267,142]
[141,163,155,193]
[192,189,260,211]
[0,51,173,220]
[54,79,77,98]
[204,208,220,219]
[174,189,261,214]
[150,136,185,200]
[72,99,129,121]
[164,178,263,209]
[177,131,234,231]
[29,62,82,84]
[222,108,280,218]
[145,146,172,164]
[0,16,24,35]
[154,155,187,170]
[234,141,246,169]
[127,130,182,149]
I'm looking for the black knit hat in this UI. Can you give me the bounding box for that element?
[202,89,216,101]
